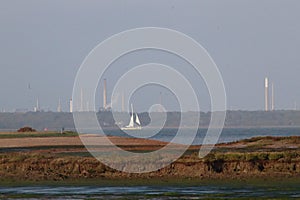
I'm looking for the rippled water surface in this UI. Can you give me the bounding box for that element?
[1,184,300,199]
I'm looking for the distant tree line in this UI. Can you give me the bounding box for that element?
[0,110,300,131]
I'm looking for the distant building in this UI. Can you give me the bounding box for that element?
[69,99,73,113]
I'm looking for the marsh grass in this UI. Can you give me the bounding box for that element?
[0,131,78,139]
[224,136,300,145]
[201,151,300,162]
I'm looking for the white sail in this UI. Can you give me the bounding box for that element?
[135,113,141,126]
[121,103,142,130]
[127,114,134,127]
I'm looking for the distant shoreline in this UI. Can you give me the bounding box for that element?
[1,110,300,131]
[2,125,300,133]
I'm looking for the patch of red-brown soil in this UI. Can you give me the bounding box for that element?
[0,135,199,153]
[217,136,300,149]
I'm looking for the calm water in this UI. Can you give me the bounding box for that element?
[1,127,299,144]
[102,127,300,144]
[1,184,300,199]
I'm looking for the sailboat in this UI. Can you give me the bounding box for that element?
[121,104,142,130]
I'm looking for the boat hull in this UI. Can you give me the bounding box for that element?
[121,126,142,131]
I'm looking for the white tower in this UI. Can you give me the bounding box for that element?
[265,77,269,111]
[271,82,274,111]
[34,98,39,112]
[69,99,73,113]
[57,98,62,112]
[103,79,107,109]
[80,88,84,111]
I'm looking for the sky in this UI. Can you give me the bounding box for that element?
[0,0,299,112]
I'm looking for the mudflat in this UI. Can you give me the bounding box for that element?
[0,132,299,183]
[0,135,168,148]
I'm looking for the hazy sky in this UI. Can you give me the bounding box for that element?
[0,0,299,112]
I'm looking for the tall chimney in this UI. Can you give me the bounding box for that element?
[69,99,73,113]
[271,82,274,111]
[57,98,62,112]
[265,77,269,111]
[103,79,107,109]
[34,98,39,112]
[80,88,84,111]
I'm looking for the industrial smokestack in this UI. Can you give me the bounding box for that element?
[57,98,62,112]
[69,99,73,113]
[271,82,274,111]
[265,77,269,111]
[103,79,107,109]
[34,98,39,112]
[80,88,83,111]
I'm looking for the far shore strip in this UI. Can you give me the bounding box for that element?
[0,136,179,148]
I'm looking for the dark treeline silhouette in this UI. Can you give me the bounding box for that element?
[0,110,300,131]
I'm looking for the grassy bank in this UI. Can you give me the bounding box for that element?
[0,136,299,185]
[0,131,77,139]
[0,149,299,183]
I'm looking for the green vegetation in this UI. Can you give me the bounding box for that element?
[17,126,36,132]
[238,136,300,143]
[200,151,300,162]
[1,175,300,187]
[0,136,299,185]
[0,131,78,139]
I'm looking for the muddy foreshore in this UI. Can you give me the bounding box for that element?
[0,153,300,182]
[0,136,300,183]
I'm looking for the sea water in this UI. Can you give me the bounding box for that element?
[102,127,300,144]
[1,184,300,199]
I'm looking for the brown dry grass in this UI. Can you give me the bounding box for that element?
[0,136,82,148]
[0,135,170,148]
